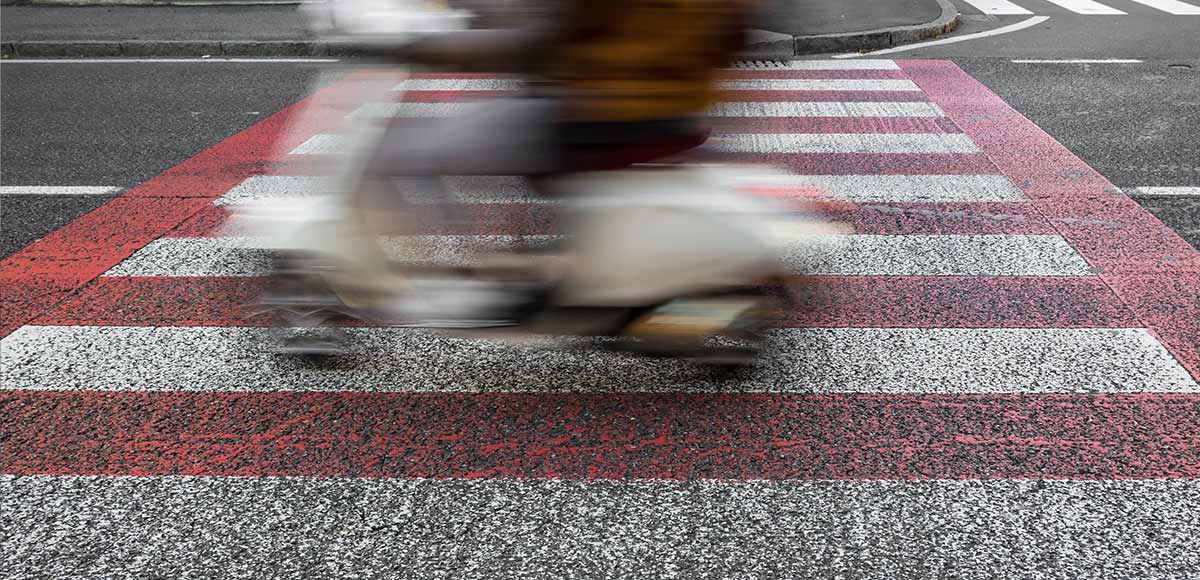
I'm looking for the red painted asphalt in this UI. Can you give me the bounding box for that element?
[4,391,1198,479]
[899,60,1200,379]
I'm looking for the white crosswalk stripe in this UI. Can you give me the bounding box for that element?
[391,79,924,92]
[961,0,1200,14]
[6,476,1197,580]
[214,174,1026,205]
[1123,0,1200,13]
[1041,0,1126,13]
[352,101,948,120]
[3,326,1193,393]
[960,0,1035,14]
[292,132,979,155]
[100,234,1093,277]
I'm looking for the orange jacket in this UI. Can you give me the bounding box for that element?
[549,0,751,121]
[406,0,753,121]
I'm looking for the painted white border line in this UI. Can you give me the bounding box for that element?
[0,58,340,64]
[2,326,1194,393]
[292,133,979,155]
[834,17,1051,59]
[0,186,123,196]
[1011,59,1143,64]
[101,234,1092,277]
[390,79,923,92]
[350,101,948,120]
[215,174,1025,205]
[1130,187,1200,197]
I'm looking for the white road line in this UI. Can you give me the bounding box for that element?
[0,186,122,196]
[1124,0,1200,14]
[101,234,1091,277]
[709,102,946,118]
[3,326,1193,393]
[351,101,948,120]
[1011,59,1143,63]
[736,174,1026,202]
[709,133,979,154]
[1130,186,1200,196]
[718,79,922,91]
[959,0,1033,15]
[730,60,899,69]
[215,174,1024,205]
[0,58,340,64]
[294,132,979,155]
[394,78,521,91]
[1041,0,1126,14]
[215,175,537,205]
[3,478,1199,580]
[101,235,545,277]
[834,17,1051,58]
[791,234,1093,275]
[6,477,1197,580]
[389,79,924,92]
[204,177,477,206]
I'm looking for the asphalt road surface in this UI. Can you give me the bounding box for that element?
[3,13,1199,579]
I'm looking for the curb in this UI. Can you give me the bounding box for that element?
[746,0,960,57]
[1,0,960,59]
[4,0,305,5]
[0,39,453,57]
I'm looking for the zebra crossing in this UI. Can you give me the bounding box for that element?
[2,60,1199,578]
[960,0,1200,14]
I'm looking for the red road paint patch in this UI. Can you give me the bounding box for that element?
[3,391,1198,480]
[787,276,1138,328]
[38,275,1136,329]
[170,201,1052,238]
[901,60,1200,378]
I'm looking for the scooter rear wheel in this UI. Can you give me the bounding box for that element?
[617,283,790,369]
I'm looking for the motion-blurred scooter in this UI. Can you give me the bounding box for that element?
[226,0,849,367]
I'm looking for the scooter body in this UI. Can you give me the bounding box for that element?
[228,0,848,364]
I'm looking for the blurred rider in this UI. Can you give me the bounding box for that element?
[348,0,757,319]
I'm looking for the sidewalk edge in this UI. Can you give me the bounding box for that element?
[745,0,960,57]
[2,0,960,58]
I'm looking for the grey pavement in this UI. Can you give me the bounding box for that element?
[1,1,944,40]
[0,5,309,41]
[758,0,943,35]
[0,1,957,56]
